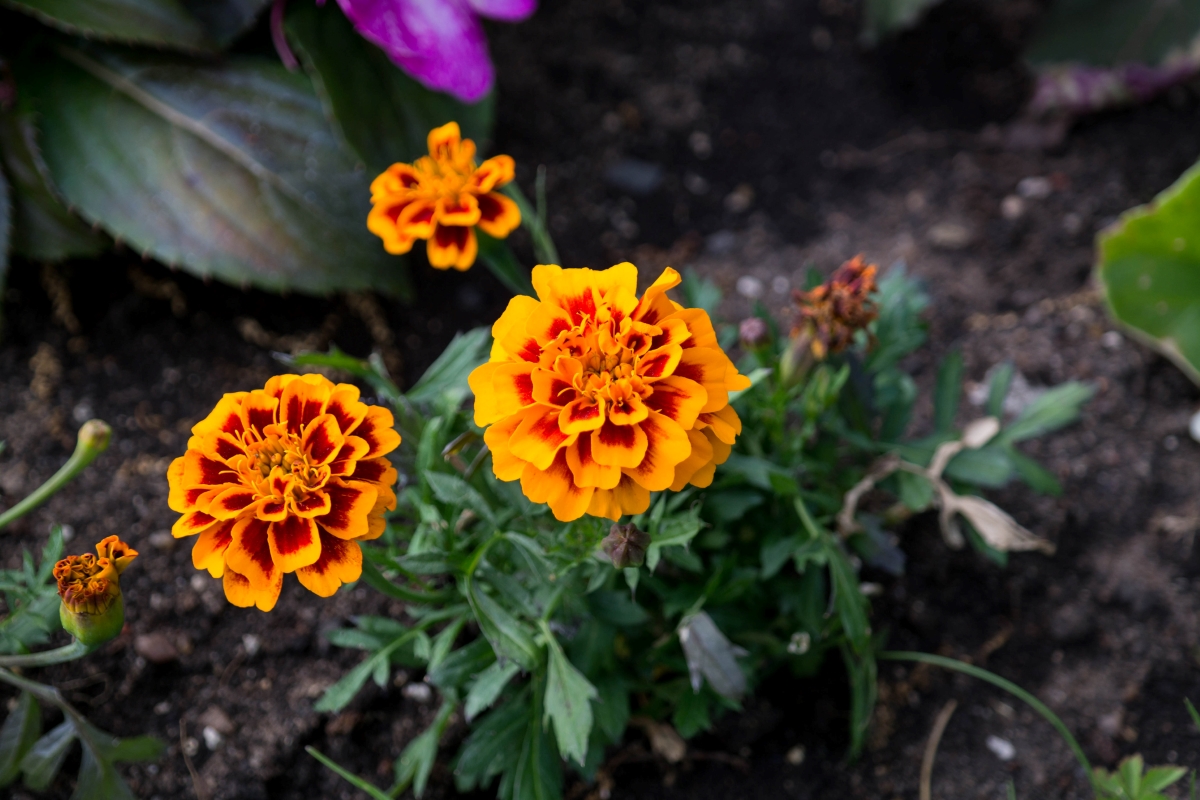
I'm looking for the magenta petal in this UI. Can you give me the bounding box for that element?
[466,0,535,21]
[336,0,494,102]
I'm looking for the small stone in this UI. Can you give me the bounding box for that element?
[928,222,973,250]
[986,735,1015,761]
[1101,331,1122,349]
[736,275,764,299]
[198,706,235,735]
[134,633,179,664]
[403,683,434,704]
[604,158,664,195]
[1000,195,1025,220]
[1017,176,1052,199]
[242,634,261,657]
[683,172,709,195]
[786,745,806,765]
[723,183,755,214]
[153,701,171,715]
[688,131,712,159]
[148,530,176,552]
[201,726,224,751]
[739,317,769,349]
[771,275,790,294]
[706,230,738,255]
[190,574,207,592]
[1189,410,1200,444]
[1049,602,1093,643]
[182,737,200,757]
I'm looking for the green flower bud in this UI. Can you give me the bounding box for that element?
[54,536,138,647]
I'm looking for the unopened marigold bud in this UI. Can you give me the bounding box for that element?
[792,255,879,359]
[739,317,770,350]
[55,535,138,647]
[77,419,112,453]
[602,523,650,569]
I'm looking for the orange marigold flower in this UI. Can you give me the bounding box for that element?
[792,255,879,359]
[167,375,401,612]
[55,535,138,646]
[469,264,751,522]
[367,121,521,271]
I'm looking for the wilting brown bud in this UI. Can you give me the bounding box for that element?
[792,255,879,359]
[602,523,650,569]
[738,317,769,350]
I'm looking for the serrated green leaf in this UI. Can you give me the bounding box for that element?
[426,472,495,525]
[285,1,493,173]
[315,630,419,712]
[467,580,539,671]
[427,637,495,691]
[591,676,628,743]
[1100,159,1200,384]
[997,383,1093,444]
[465,659,520,722]
[19,46,409,296]
[455,691,531,792]
[672,684,711,739]
[1026,0,1200,68]
[394,700,453,798]
[542,635,597,766]
[20,719,75,790]
[307,746,392,800]
[72,745,134,800]
[3,0,212,50]
[406,328,491,407]
[0,693,40,786]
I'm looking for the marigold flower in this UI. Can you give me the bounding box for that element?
[55,535,138,646]
[469,263,751,522]
[367,121,521,271]
[167,375,400,612]
[792,255,879,359]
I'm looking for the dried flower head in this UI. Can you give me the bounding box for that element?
[55,535,138,646]
[792,255,879,359]
[167,375,400,611]
[469,263,750,521]
[602,523,650,568]
[368,122,521,271]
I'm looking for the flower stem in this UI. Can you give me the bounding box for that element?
[879,651,1097,792]
[0,420,111,532]
[0,640,95,668]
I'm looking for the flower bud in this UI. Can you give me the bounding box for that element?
[77,419,112,453]
[602,523,650,569]
[55,536,138,647]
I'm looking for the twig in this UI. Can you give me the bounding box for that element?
[181,718,208,800]
[920,699,958,800]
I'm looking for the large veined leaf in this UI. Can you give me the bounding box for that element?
[285,1,494,172]
[861,0,945,44]
[0,110,108,261]
[1098,159,1200,383]
[18,46,409,296]
[1026,0,1200,67]
[1,0,212,50]
[181,0,271,46]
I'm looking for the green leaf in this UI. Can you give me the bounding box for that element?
[182,0,270,47]
[1186,697,1200,731]
[20,719,76,790]
[585,590,649,628]
[467,580,540,671]
[427,637,495,691]
[19,46,409,296]
[285,0,493,172]
[1026,0,1200,68]
[315,630,419,712]
[307,746,392,800]
[672,685,711,739]
[943,446,1014,488]
[542,634,597,767]
[681,269,722,316]
[3,0,212,50]
[861,0,945,44]
[394,701,454,798]
[506,680,562,800]
[1100,159,1200,384]
[826,540,870,652]
[760,535,802,580]
[427,472,495,525]
[986,362,1015,418]
[478,232,534,296]
[0,692,40,786]
[101,735,164,764]
[406,328,491,407]
[72,745,135,800]
[1007,448,1062,495]
[895,470,934,511]
[591,676,628,743]
[842,643,878,759]
[933,349,963,433]
[465,659,521,722]
[997,382,1093,444]
[455,691,531,792]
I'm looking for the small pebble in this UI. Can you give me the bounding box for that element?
[58,524,74,543]
[242,634,261,657]
[1000,195,1025,220]
[182,737,200,757]
[736,275,764,299]
[786,745,806,765]
[771,275,790,294]
[202,726,224,751]
[604,158,664,195]
[928,222,972,250]
[1017,176,1052,199]
[986,735,1015,761]
[190,574,207,592]
[403,683,434,704]
[148,530,176,552]
[683,172,709,195]
[688,131,712,159]
[724,183,755,214]
[198,706,235,735]
[1190,410,1200,444]
[153,701,171,715]
[134,633,179,664]
[706,230,738,255]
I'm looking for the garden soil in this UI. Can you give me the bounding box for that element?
[5,0,1200,797]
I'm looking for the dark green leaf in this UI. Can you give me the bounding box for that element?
[861,0,945,44]
[1006,448,1062,495]
[997,383,1093,444]
[680,269,722,316]
[703,490,763,525]
[20,46,409,296]
[307,746,392,800]
[986,363,1014,418]
[672,685,711,739]
[20,719,75,790]
[586,590,649,628]
[760,535,802,580]
[455,692,531,793]
[427,637,495,691]
[72,745,135,800]
[394,701,453,798]
[101,735,164,763]
[895,469,934,511]
[464,660,520,721]
[826,543,869,652]
[315,630,418,712]
[1026,0,1200,68]
[0,692,40,786]
[467,580,539,671]
[427,472,495,525]
[841,644,877,759]
[933,349,963,433]
[3,0,212,50]
[0,110,107,261]
[285,0,493,172]
[591,676,628,743]
[406,328,491,406]
[478,232,534,296]
[182,0,270,46]
[943,446,1014,488]
[543,635,597,766]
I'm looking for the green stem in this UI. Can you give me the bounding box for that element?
[0,420,111,531]
[477,232,534,296]
[879,651,1096,792]
[0,667,103,753]
[0,640,94,668]
[360,559,455,605]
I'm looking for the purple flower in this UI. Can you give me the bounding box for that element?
[334,0,536,102]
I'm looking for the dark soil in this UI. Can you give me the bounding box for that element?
[5,0,1200,798]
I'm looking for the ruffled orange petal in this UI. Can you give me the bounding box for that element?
[192,519,235,578]
[297,529,363,597]
[591,419,648,468]
[476,192,521,238]
[646,375,707,430]
[319,480,379,540]
[669,428,714,492]
[621,411,690,492]
[225,517,280,591]
[268,516,321,573]
[223,566,282,612]
[510,405,574,470]
[436,193,482,227]
[426,224,477,271]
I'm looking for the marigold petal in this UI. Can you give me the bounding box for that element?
[297,529,363,597]
[192,519,235,578]
[699,404,742,445]
[206,486,260,520]
[587,473,650,520]
[673,348,735,413]
[669,307,720,349]
[590,418,648,468]
[326,384,368,435]
[470,155,515,193]
[476,191,521,238]
[223,565,281,612]
[493,362,539,416]
[329,436,372,477]
[531,367,577,408]
[292,489,332,518]
[519,449,594,522]
[354,407,402,459]
[646,375,708,430]
[436,194,482,227]
[559,396,606,434]
[302,414,345,466]
[190,392,249,438]
[426,224,477,271]
[243,390,280,435]
[319,479,379,539]
[622,411,690,491]
[566,433,621,489]
[632,267,682,325]
[606,390,648,426]
[669,428,714,492]
[427,121,463,158]
[484,413,529,481]
[181,449,238,488]
[279,375,333,436]
[225,517,279,591]
[173,510,217,539]
[637,345,683,381]
[510,405,574,470]
[540,268,600,325]
[268,516,321,573]
[349,456,398,488]
[395,201,437,239]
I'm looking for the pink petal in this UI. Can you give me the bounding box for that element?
[336,0,494,102]
[466,0,535,21]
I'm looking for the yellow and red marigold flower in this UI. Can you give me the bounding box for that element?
[167,375,400,612]
[55,536,138,646]
[792,255,880,359]
[367,121,521,271]
[469,263,751,522]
